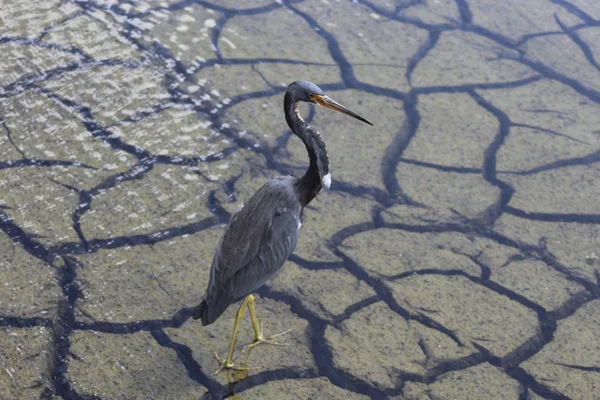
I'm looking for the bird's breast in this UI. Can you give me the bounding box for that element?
[322,172,331,190]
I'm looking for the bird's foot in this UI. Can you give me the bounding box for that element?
[212,352,250,375]
[244,323,293,351]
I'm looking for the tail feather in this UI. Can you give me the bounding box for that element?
[192,299,206,321]
[193,287,234,326]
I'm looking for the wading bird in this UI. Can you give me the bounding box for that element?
[193,81,372,372]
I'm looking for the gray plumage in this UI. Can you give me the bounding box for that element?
[194,177,301,325]
[193,81,372,327]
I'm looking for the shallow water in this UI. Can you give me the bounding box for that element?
[0,0,599,399]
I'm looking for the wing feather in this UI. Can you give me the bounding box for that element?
[198,177,301,325]
[230,210,299,299]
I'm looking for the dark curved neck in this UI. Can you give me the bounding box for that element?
[284,92,329,208]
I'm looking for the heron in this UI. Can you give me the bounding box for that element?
[193,80,372,372]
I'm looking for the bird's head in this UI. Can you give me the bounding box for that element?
[287,81,373,126]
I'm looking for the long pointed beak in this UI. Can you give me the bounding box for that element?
[311,94,373,126]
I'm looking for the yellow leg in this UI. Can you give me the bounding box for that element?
[213,296,251,374]
[244,294,293,351]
